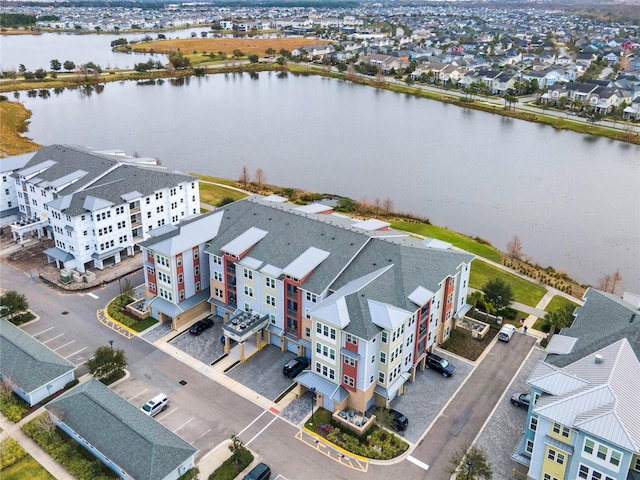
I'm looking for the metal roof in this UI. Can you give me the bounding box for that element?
[408,285,435,306]
[221,227,269,257]
[368,299,411,330]
[282,247,331,280]
[352,219,389,231]
[546,335,578,355]
[295,203,333,214]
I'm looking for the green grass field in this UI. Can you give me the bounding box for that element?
[196,180,248,207]
[545,295,580,313]
[390,221,502,262]
[470,259,547,307]
[1,455,54,480]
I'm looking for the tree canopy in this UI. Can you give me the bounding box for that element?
[0,290,29,321]
[86,346,128,382]
[482,278,514,311]
[449,444,493,480]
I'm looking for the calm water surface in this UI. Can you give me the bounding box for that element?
[15,72,640,291]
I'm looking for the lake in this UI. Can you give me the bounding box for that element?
[12,71,640,292]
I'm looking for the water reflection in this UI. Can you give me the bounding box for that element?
[38,89,50,99]
[248,71,259,80]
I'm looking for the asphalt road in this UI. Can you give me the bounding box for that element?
[410,333,537,479]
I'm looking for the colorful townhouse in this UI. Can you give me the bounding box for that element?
[8,144,199,273]
[512,289,640,480]
[140,195,474,414]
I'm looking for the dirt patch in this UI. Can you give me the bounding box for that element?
[127,37,330,55]
[441,326,499,361]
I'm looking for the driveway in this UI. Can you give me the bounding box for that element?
[168,316,227,365]
[391,349,474,443]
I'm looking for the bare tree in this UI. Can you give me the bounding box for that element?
[254,168,266,189]
[372,197,382,216]
[346,63,356,82]
[357,197,371,215]
[239,165,250,189]
[375,65,385,86]
[597,270,623,295]
[506,235,523,262]
[382,197,394,215]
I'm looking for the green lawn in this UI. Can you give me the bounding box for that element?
[545,295,580,313]
[197,181,247,207]
[192,174,242,188]
[1,455,55,480]
[390,221,502,262]
[130,316,159,332]
[470,259,547,307]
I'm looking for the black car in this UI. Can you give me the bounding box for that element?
[389,409,408,432]
[243,462,271,480]
[189,317,214,336]
[511,392,531,409]
[283,356,310,378]
[425,352,456,377]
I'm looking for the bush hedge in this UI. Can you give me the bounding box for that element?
[325,425,408,460]
[208,448,253,480]
[22,413,116,480]
[0,391,29,422]
[0,438,27,470]
[106,295,136,327]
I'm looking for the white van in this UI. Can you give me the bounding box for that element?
[498,324,516,342]
[141,393,168,417]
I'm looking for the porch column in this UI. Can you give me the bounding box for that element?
[239,342,246,363]
[224,337,231,354]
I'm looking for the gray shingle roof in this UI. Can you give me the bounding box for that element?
[46,379,197,480]
[16,145,195,217]
[546,288,640,368]
[0,318,75,394]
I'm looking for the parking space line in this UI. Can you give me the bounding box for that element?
[157,407,177,421]
[54,340,75,351]
[86,292,99,299]
[33,326,54,336]
[190,428,211,444]
[246,415,278,446]
[42,333,64,344]
[75,356,93,366]
[127,389,149,402]
[407,456,429,471]
[173,418,193,433]
[238,410,268,437]
[64,347,87,359]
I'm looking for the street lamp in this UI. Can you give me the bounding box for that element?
[310,387,316,424]
[466,460,473,480]
[109,340,114,349]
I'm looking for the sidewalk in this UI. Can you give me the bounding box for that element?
[0,408,75,480]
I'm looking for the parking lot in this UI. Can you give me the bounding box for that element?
[390,349,475,443]
[24,321,92,371]
[111,357,221,460]
[168,316,227,365]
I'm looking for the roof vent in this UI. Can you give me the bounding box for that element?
[594,354,603,364]
[631,314,636,323]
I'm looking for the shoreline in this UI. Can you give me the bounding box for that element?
[2,61,639,145]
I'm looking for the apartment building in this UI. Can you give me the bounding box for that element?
[512,288,640,480]
[9,144,199,273]
[0,151,36,226]
[140,195,474,413]
[513,338,640,480]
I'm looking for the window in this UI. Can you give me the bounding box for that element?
[244,286,254,298]
[343,375,354,387]
[381,331,388,343]
[346,333,358,345]
[378,371,385,383]
[380,352,386,364]
[597,445,607,460]
[344,356,355,367]
[271,315,277,325]
[584,439,594,455]
[265,277,275,288]
[193,248,199,259]
[529,416,538,432]
[609,451,620,467]
[178,273,183,283]
[213,255,222,265]
[194,265,199,276]
[176,255,182,266]
[525,440,534,455]
[214,271,223,282]
[243,268,253,280]
[306,292,317,303]
[547,449,556,461]
[214,288,223,299]
[266,295,276,307]
[579,465,589,479]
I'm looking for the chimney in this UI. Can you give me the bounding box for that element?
[594,354,603,364]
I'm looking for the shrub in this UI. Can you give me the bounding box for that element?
[208,447,253,480]
[65,379,79,390]
[0,388,29,422]
[0,437,27,470]
[22,413,116,480]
